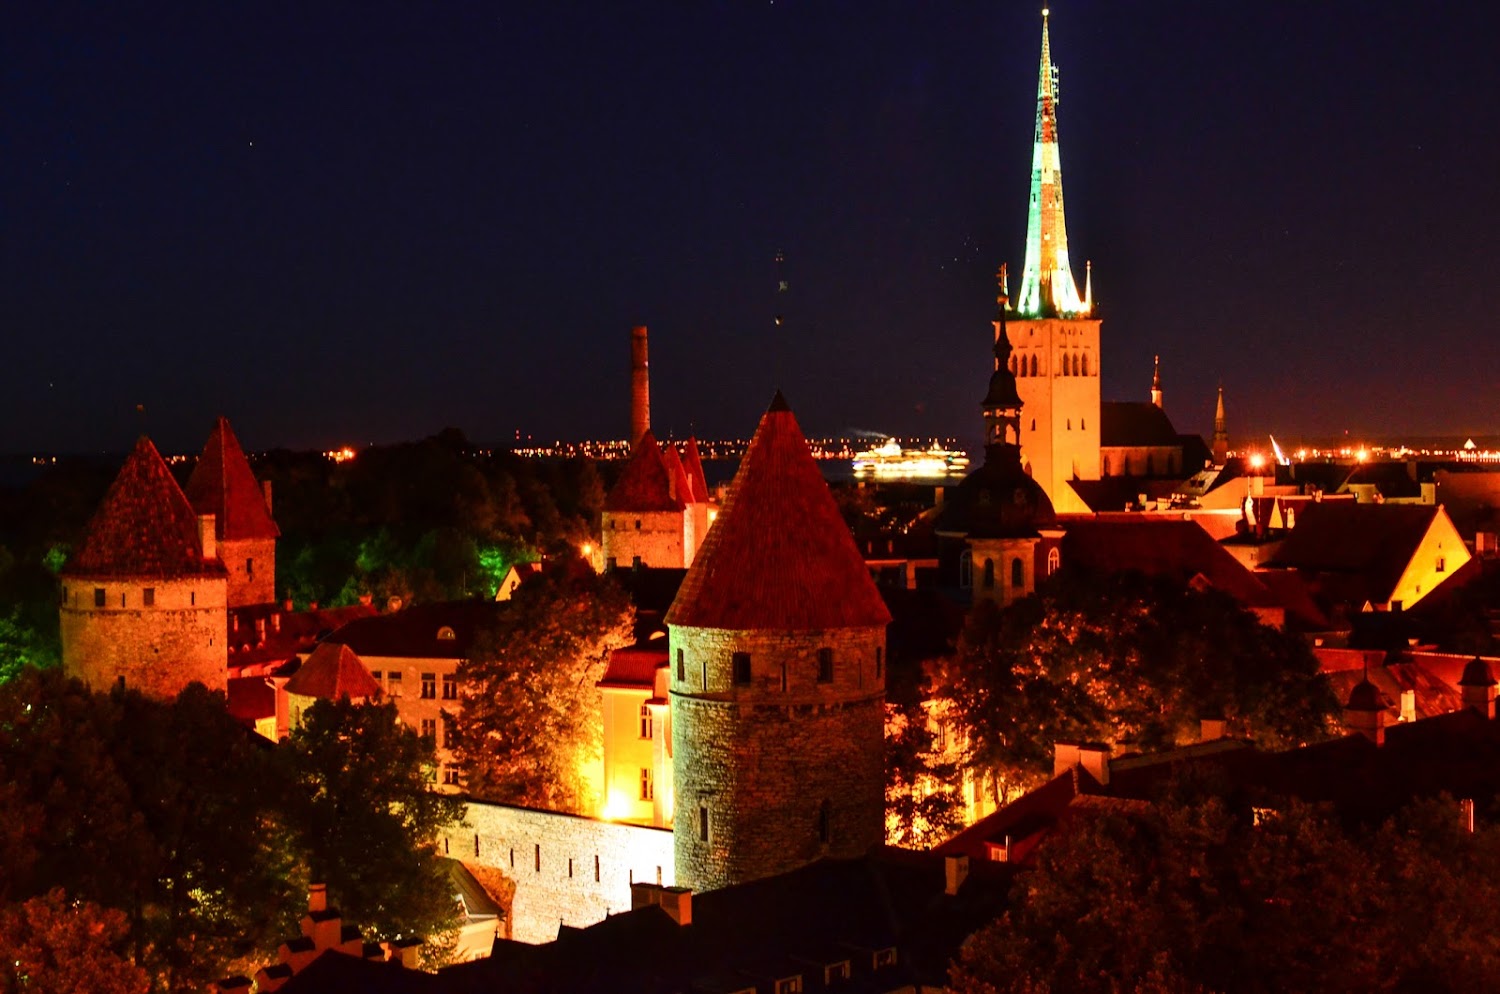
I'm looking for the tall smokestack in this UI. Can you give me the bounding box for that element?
[631,325,651,446]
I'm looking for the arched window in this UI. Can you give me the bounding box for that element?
[1059,352,1068,375]
[1011,557,1025,588]
[983,559,995,589]
[1082,418,1087,430]
[1047,548,1061,576]
[1082,353,1090,376]
[1009,355,1017,374]
[1030,355,1038,377]
[1066,419,1072,430]
[1072,354,1081,376]
[1030,418,1036,431]
[437,626,457,641]
[958,550,973,588]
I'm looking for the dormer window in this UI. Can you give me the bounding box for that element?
[437,626,457,641]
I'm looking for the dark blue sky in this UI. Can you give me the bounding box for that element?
[4,2,1498,454]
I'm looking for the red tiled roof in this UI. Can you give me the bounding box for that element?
[1061,518,1278,608]
[660,444,693,505]
[285,641,381,700]
[64,436,227,579]
[666,393,892,631]
[227,676,278,724]
[682,437,711,502]
[604,431,683,512]
[1267,503,1440,604]
[185,417,280,541]
[599,643,669,689]
[326,600,507,659]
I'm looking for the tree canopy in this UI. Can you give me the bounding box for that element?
[932,571,1339,804]
[452,559,635,813]
[951,792,1500,994]
[0,890,150,994]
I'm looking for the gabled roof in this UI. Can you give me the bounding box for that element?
[64,436,227,579]
[1265,503,1440,604]
[185,417,280,541]
[666,393,891,631]
[1100,401,1183,448]
[604,431,684,513]
[599,642,669,690]
[682,437,711,502]
[1061,518,1281,610]
[285,642,381,700]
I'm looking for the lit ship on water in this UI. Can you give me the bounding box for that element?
[851,438,971,480]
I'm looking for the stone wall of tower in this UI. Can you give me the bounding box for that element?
[60,575,228,698]
[1005,317,1101,514]
[219,536,276,608]
[602,509,687,569]
[669,624,886,893]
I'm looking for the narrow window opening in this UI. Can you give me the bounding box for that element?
[817,648,834,684]
[732,652,751,685]
[699,804,710,842]
[676,648,685,682]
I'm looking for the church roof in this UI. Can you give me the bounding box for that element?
[64,436,227,579]
[285,641,381,700]
[185,417,280,541]
[682,437,711,502]
[604,431,684,513]
[1100,401,1182,448]
[666,393,891,631]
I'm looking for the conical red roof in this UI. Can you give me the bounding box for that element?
[185,417,279,541]
[660,443,693,505]
[65,436,226,579]
[285,641,380,700]
[666,393,891,630]
[683,437,711,502]
[604,431,684,512]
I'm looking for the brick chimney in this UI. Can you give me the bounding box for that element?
[308,883,327,913]
[631,325,650,446]
[197,513,217,561]
[1055,741,1110,785]
[944,854,970,896]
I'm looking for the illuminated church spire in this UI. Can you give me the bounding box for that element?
[1150,354,1163,408]
[1016,8,1090,318]
[1212,383,1229,465]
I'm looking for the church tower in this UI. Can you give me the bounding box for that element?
[666,392,890,892]
[1005,9,1100,514]
[1212,384,1229,465]
[185,417,279,608]
[1150,355,1163,409]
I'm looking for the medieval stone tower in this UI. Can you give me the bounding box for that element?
[60,436,229,697]
[184,416,279,608]
[1005,9,1100,514]
[665,392,891,892]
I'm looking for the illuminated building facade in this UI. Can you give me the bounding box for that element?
[1004,10,1100,514]
[185,417,280,609]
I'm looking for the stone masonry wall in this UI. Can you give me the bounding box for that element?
[220,536,276,608]
[60,575,228,697]
[669,625,886,892]
[447,801,675,945]
[602,509,686,569]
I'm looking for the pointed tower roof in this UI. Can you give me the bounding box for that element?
[1016,9,1089,318]
[682,437,711,503]
[660,443,694,505]
[604,431,684,512]
[666,394,891,630]
[185,417,279,541]
[285,641,380,700]
[1150,355,1163,408]
[65,436,226,579]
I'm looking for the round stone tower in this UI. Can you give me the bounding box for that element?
[665,392,891,892]
[60,436,228,698]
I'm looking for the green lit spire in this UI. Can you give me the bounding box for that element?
[1017,8,1090,318]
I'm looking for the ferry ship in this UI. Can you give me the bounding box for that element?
[851,439,970,480]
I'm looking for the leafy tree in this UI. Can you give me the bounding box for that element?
[950,792,1500,994]
[283,698,465,955]
[933,571,1339,803]
[884,701,964,848]
[0,890,149,994]
[452,560,635,813]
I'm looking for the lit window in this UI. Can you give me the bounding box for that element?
[442,674,458,700]
[640,767,654,801]
[639,703,653,739]
[817,648,833,683]
[1047,548,1060,576]
[437,626,457,640]
[732,652,751,685]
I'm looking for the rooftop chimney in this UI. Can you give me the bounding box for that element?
[1459,657,1498,719]
[631,325,650,447]
[944,854,969,896]
[198,513,217,561]
[308,883,328,914]
[1200,718,1227,742]
[1055,741,1110,785]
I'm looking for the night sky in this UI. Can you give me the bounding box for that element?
[4,2,1498,455]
